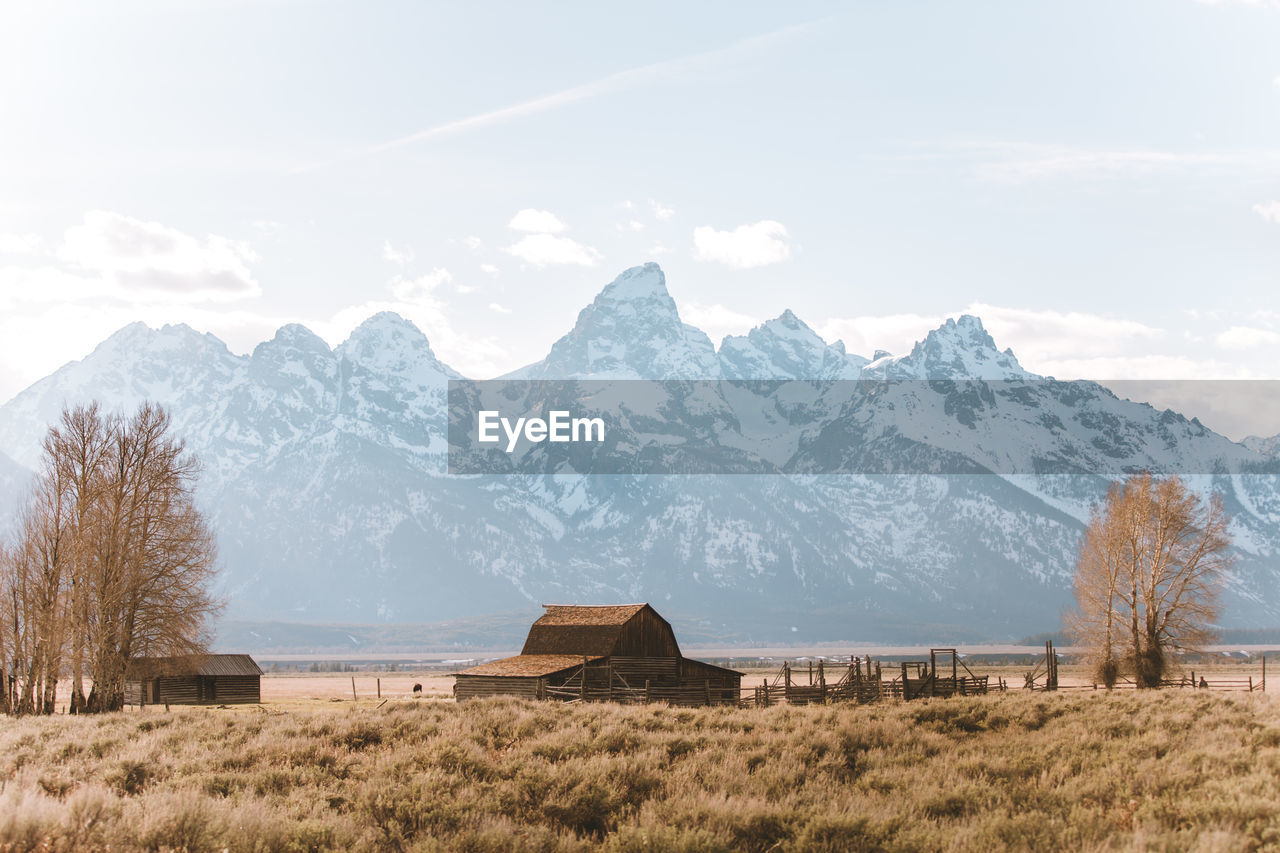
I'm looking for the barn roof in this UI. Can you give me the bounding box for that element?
[521,603,672,657]
[536,604,649,626]
[454,654,603,678]
[126,654,263,679]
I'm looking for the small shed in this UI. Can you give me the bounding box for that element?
[455,603,741,705]
[125,654,263,706]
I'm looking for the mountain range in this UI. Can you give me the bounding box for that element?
[0,262,1277,642]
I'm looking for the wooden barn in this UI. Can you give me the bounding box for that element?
[454,604,742,706]
[125,654,263,706]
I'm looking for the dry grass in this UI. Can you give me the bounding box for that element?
[2,691,1279,851]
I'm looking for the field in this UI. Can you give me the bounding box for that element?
[2,688,1279,852]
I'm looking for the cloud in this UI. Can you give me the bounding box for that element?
[649,199,675,221]
[389,268,452,301]
[1216,325,1280,349]
[678,302,761,341]
[508,209,567,233]
[693,220,793,269]
[819,313,946,359]
[0,232,40,254]
[1253,200,1280,224]
[489,303,512,314]
[617,220,645,232]
[504,234,602,267]
[58,210,259,301]
[383,240,414,265]
[480,263,500,277]
[342,21,824,162]
[0,211,260,309]
[647,244,673,256]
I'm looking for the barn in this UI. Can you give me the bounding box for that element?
[125,654,263,706]
[454,603,742,705]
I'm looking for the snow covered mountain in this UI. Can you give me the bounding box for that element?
[1244,434,1280,459]
[0,263,1277,640]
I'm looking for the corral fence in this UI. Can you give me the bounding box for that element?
[749,649,1004,708]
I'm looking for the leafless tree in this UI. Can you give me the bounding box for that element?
[0,402,221,714]
[1070,473,1231,688]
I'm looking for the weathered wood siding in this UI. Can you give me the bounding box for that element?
[455,675,544,700]
[612,608,681,658]
[125,675,260,705]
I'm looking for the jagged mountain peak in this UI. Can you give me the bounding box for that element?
[508,263,719,379]
[596,262,671,303]
[869,314,1032,380]
[719,308,866,380]
[338,312,460,381]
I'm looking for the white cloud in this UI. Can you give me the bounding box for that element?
[819,313,945,359]
[389,268,452,301]
[489,303,512,314]
[58,210,259,301]
[1274,74,1280,90]
[504,233,602,267]
[617,220,645,232]
[450,235,485,253]
[383,240,414,265]
[507,209,567,233]
[1252,200,1280,224]
[0,232,40,254]
[650,199,675,221]
[678,302,761,341]
[693,220,793,269]
[1216,325,1280,349]
[480,263,500,277]
[647,244,673,256]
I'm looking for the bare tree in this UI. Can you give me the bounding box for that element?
[1070,473,1231,688]
[1,401,221,715]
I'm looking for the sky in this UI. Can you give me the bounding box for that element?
[2,0,1280,437]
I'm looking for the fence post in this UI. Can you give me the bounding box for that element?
[377,678,381,699]
[581,656,587,701]
[351,677,357,701]
[901,662,909,700]
[645,679,651,703]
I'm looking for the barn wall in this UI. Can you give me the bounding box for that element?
[613,608,681,658]
[455,675,543,700]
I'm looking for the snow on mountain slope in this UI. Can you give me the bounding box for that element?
[720,310,867,380]
[508,263,721,380]
[0,264,1277,637]
[1244,434,1280,458]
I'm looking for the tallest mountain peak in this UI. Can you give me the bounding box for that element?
[597,262,670,303]
[506,263,719,379]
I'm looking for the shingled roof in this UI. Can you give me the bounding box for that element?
[126,654,263,679]
[454,654,604,678]
[520,603,681,658]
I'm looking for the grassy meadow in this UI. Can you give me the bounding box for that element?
[1,690,1279,852]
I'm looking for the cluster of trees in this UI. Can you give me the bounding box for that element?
[0,403,219,715]
[1071,473,1232,689]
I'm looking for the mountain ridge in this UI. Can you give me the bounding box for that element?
[1,263,1277,640]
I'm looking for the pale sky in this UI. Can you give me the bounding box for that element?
[2,1,1280,437]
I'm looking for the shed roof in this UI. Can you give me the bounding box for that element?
[454,654,603,678]
[126,654,263,679]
